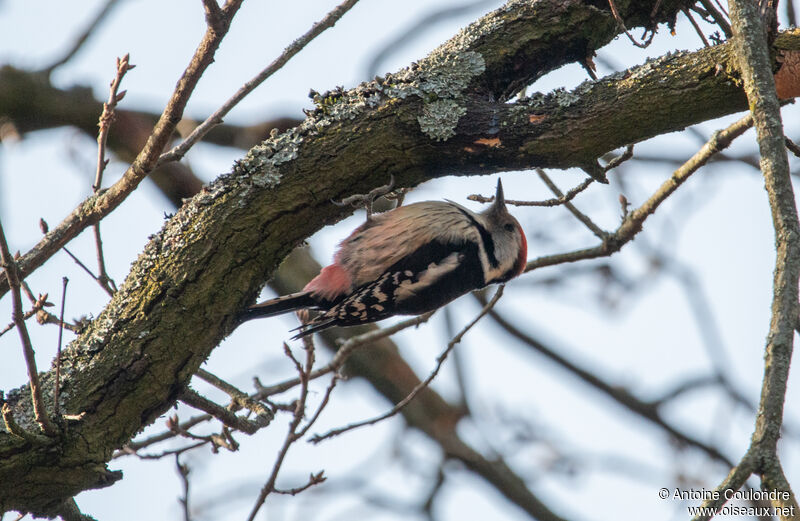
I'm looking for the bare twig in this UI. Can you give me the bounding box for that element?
[0,292,50,338]
[158,0,362,166]
[61,245,107,289]
[524,113,754,273]
[178,388,264,435]
[0,220,57,436]
[53,277,68,417]
[273,471,327,495]
[254,311,435,397]
[175,454,191,521]
[698,0,733,37]
[166,413,239,453]
[246,338,320,521]
[194,368,273,422]
[95,54,134,191]
[693,1,800,516]
[468,177,595,207]
[537,169,607,240]
[786,137,800,159]
[603,144,635,171]
[482,299,734,467]
[309,285,504,444]
[607,0,656,48]
[0,0,245,299]
[295,374,340,438]
[121,441,207,460]
[651,374,723,406]
[116,414,213,457]
[91,55,133,296]
[92,223,116,296]
[333,175,395,219]
[684,8,712,47]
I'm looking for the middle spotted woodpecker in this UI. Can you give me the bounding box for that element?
[240,179,527,337]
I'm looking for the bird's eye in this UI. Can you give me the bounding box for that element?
[504,223,514,232]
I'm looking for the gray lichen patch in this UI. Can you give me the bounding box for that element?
[409,51,486,97]
[625,50,691,82]
[234,15,492,171]
[235,128,302,188]
[418,99,468,141]
[385,51,485,141]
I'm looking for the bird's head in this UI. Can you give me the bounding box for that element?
[480,179,528,283]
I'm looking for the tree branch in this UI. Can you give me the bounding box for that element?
[692,0,800,517]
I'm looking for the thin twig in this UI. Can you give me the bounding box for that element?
[468,177,594,207]
[607,0,656,48]
[91,54,132,296]
[684,8,711,47]
[0,0,245,299]
[524,113,754,273]
[166,413,239,452]
[123,441,207,460]
[246,337,319,521]
[273,471,327,495]
[62,246,105,286]
[692,1,800,516]
[309,285,505,444]
[175,454,191,521]
[95,54,133,191]
[194,368,273,421]
[0,292,50,338]
[295,374,340,438]
[333,175,395,219]
[254,311,435,397]
[117,414,213,457]
[537,169,608,240]
[92,224,115,296]
[699,0,733,37]
[482,299,735,466]
[53,277,68,417]
[178,388,264,435]
[786,137,800,159]
[603,144,635,171]
[158,0,362,166]
[0,220,57,436]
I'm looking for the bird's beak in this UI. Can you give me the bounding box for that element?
[494,178,506,209]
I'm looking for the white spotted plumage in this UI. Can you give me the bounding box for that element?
[239,179,527,338]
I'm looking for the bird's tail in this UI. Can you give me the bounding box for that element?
[237,291,317,324]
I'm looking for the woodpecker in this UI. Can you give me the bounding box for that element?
[240,179,527,338]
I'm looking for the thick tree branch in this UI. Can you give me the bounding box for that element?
[692,0,800,518]
[0,0,691,297]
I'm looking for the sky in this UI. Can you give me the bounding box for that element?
[1,1,799,520]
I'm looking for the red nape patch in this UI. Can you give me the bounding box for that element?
[514,224,528,277]
[303,264,352,300]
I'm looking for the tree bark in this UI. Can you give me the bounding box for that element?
[2,0,800,515]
